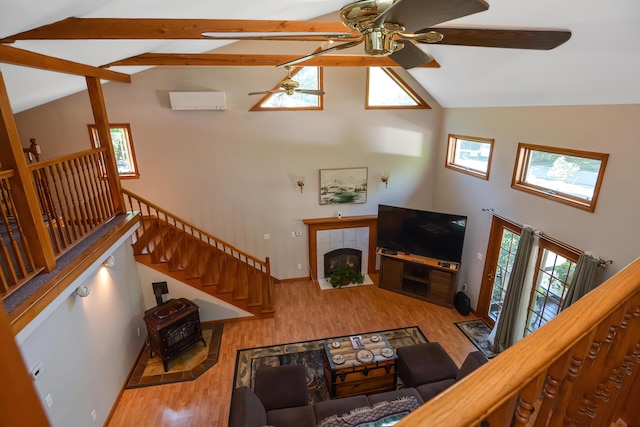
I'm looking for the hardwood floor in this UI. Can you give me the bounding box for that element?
[107,278,478,427]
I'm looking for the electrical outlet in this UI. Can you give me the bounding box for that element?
[137,327,141,337]
[45,394,53,408]
[477,252,483,261]
[263,234,270,240]
[462,283,468,291]
[297,264,302,269]
[91,409,97,421]
[31,362,44,380]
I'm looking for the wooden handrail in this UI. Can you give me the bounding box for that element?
[124,189,274,315]
[399,257,640,426]
[1,147,118,298]
[122,189,268,268]
[26,147,107,170]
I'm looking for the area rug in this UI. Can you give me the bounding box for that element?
[126,323,223,389]
[455,319,498,359]
[233,326,428,404]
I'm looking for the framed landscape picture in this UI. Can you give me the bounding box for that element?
[319,167,368,205]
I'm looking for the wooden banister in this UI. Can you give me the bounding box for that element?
[123,189,274,316]
[123,189,267,267]
[399,257,640,426]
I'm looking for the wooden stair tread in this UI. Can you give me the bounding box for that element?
[132,215,274,320]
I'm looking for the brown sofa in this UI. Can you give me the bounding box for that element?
[228,345,488,427]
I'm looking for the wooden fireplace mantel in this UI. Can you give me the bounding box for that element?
[303,215,378,279]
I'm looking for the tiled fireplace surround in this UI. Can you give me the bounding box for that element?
[303,216,378,281]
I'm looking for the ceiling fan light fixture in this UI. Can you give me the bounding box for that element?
[363,29,398,56]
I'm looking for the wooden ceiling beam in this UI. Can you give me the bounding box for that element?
[0,45,131,82]
[105,53,440,68]
[0,17,356,42]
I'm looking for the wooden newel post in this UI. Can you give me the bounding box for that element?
[0,71,56,272]
[85,76,124,214]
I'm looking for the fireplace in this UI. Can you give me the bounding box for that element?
[303,215,378,282]
[324,248,362,278]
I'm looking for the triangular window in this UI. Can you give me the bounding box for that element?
[366,67,430,109]
[250,67,323,111]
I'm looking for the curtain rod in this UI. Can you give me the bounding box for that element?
[481,208,613,267]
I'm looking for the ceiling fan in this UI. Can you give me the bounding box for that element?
[248,65,325,96]
[203,0,571,70]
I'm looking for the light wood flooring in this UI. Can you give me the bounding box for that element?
[107,278,479,427]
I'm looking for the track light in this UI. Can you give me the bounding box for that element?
[103,255,115,268]
[75,286,90,298]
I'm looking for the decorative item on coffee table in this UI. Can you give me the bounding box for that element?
[323,333,397,398]
[329,266,365,288]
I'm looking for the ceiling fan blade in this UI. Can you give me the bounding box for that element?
[248,90,285,96]
[296,89,325,95]
[202,32,358,41]
[375,0,489,33]
[389,42,435,69]
[414,27,571,50]
[278,39,363,68]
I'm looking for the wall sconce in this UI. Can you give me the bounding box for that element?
[75,286,90,298]
[381,171,390,188]
[297,176,305,193]
[103,255,115,268]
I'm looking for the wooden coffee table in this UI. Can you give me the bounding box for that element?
[323,333,398,398]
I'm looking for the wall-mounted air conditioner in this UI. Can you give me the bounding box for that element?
[169,91,227,111]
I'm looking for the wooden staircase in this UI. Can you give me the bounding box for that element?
[124,190,274,319]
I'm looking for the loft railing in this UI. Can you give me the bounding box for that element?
[0,170,39,293]
[0,148,116,298]
[28,147,115,254]
[400,257,640,427]
[122,189,274,313]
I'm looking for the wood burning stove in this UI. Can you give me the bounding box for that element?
[143,298,206,372]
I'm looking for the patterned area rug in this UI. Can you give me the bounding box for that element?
[455,319,498,359]
[126,323,223,389]
[233,326,428,405]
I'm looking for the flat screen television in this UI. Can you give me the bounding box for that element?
[376,205,467,264]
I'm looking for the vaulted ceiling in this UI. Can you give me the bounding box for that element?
[1,0,639,113]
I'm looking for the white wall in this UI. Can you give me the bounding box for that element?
[16,236,146,427]
[136,263,251,320]
[433,105,640,309]
[15,65,443,280]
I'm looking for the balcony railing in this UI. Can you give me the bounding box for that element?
[399,257,640,427]
[1,147,116,298]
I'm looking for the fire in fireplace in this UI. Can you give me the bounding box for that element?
[324,248,362,278]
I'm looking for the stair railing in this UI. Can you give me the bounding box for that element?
[122,189,273,314]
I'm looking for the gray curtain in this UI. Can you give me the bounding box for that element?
[491,226,535,353]
[560,253,604,310]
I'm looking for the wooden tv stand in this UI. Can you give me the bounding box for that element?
[377,249,459,308]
